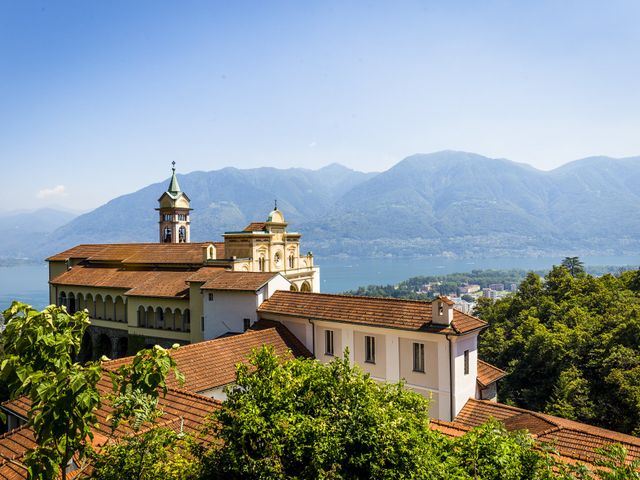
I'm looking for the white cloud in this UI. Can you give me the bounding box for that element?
[36,185,67,199]
[309,141,317,148]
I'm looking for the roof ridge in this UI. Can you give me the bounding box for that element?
[271,291,487,326]
[477,359,507,374]
[276,290,434,305]
[164,386,222,406]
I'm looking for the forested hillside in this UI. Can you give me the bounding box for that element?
[476,265,640,435]
[6,151,640,260]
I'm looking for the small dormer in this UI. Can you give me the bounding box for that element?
[203,244,216,262]
[432,296,454,325]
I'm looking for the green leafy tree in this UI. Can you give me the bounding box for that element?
[0,302,102,480]
[561,257,585,277]
[90,346,197,480]
[477,266,640,434]
[203,346,449,479]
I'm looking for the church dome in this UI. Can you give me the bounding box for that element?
[267,208,285,224]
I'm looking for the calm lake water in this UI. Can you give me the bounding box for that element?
[1,254,639,311]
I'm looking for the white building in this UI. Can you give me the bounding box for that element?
[250,292,501,421]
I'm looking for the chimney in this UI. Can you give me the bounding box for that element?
[431,296,454,325]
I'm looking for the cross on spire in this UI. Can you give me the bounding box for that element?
[171,161,176,173]
[274,199,278,210]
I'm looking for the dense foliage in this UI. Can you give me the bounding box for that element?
[0,302,102,479]
[476,265,640,435]
[0,302,187,480]
[343,266,634,300]
[201,347,638,480]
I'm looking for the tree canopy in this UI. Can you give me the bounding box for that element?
[476,264,640,435]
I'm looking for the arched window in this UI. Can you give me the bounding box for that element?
[184,309,191,332]
[288,254,295,269]
[258,256,265,272]
[301,281,311,292]
[163,227,172,243]
[178,226,186,243]
[273,252,281,267]
[59,291,67,308]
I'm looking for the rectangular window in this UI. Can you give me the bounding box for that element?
[208,292,214,301]
[365,335,376,364]
[243,318,251,331]
[464,350,470,375]
[325,330,334,356]
[201,316,204,332]
[413,342,425,373]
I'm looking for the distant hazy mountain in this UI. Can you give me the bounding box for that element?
[0,208,78,259]
[7,152,640,260]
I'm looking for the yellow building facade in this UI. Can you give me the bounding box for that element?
[47,166,319,358]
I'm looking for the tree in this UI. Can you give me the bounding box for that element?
[477,266,640,434]
[0,301,189,480]
[90,346,198,480]
[203,346,449,479]
[561,257,585,277]
[0,302,102,480]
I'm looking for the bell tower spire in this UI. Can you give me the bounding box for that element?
[156,162,192,243]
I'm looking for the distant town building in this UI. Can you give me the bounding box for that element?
[508,283,518,292]
[488,283,504,291]
[459,284,481,294]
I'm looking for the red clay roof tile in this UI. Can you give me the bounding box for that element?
[258,291,487,334]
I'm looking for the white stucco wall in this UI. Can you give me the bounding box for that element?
[203,275,291,340]
[451,334,478,418]
[258,312,477,421]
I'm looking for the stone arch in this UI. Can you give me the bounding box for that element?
[174,309,184,331]
[183,309,191,332]
[137,305,147,328]
[96,334,112,359]
[104,295,114,321]
[290,284,299,292]
[95,294,105,320]
[114,296,126,323]
[164,307,174,330]
[301,281,311,292]
[58,291,67,308]
[79,332,93,363]
[155,307,164,329]
[76,292,84,312]
[68,292,76,314]
[146,306,155,328]
[116,337,129,357]
[85,293,95,317]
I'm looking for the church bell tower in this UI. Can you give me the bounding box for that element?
[156,162,192,243]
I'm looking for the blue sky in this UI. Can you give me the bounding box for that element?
[2,0,640,211]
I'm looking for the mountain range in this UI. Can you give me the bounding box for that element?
[4,151,640,260]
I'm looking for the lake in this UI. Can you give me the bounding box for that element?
[1,254,639,311]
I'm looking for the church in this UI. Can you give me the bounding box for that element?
[48,164,319,355]
[47,165,501,421]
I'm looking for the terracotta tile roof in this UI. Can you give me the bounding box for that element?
[0,425,34,478]
[103,322,311,394]
[201,272,281,291]
[243,222,267,232]
[429,419,470,438]
[50,267,193,299]
[0,378,221,479]
[454,399,640,466]
[47,243,220,265]
[477,360,507,388]
[258,291,487,335]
